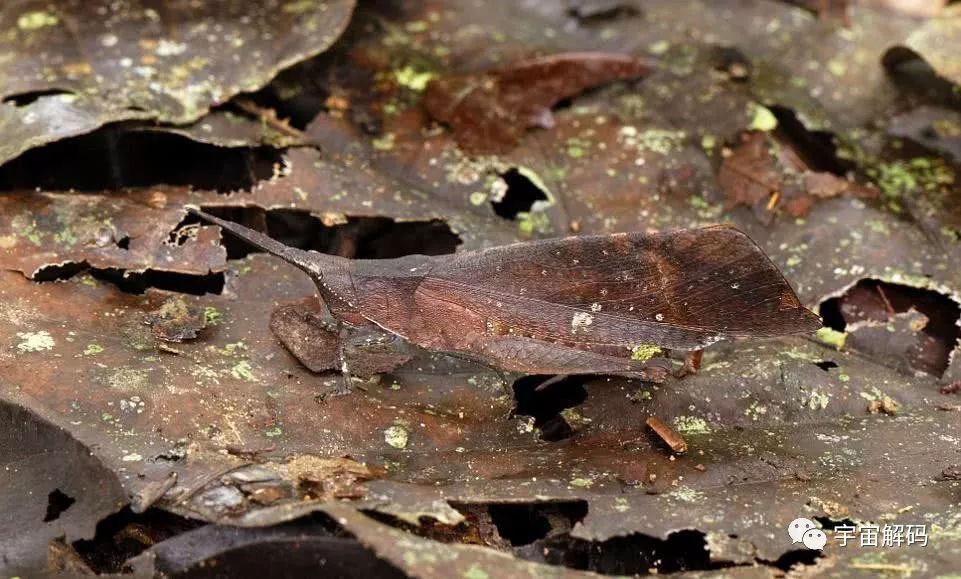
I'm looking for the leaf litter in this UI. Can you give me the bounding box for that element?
[2,0,961,576]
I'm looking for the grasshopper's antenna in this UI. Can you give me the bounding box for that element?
[187,206,322,277]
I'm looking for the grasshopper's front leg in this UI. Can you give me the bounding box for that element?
[673,350,703,378]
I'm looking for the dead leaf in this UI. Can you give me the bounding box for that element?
[423,52,651,154]
[719,131,876,221]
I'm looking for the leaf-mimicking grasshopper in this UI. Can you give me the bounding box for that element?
[189,208,821,393]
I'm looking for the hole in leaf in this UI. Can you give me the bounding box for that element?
[769,106,852,176]
[34,263,226,296]
[512,375,590,442]
[2,89,74,107]
[491,168,549,220]
[488,502,588,547]
[72,507,203,574]
[813,360,838,372]
[0,128,281,193]
[884,48,961,110]
[542,530,721,574]
[820,278,960,376]
[43,489,76,522]
[188,206,461,259]
[367,503,812,574]
[768,548,823,571]
[567,3,641,24]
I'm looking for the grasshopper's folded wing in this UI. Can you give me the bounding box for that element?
[416,225,820,351]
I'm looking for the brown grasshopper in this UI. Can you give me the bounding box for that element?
[189,209,820,392]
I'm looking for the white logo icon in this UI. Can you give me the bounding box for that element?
[788,518,826,549]
[802,528,827,550]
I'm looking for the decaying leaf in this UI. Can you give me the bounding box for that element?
[820,278,960,376]
[0,0,355,163]
[423,52,651,154]
[0,399,127,575]
[5,0,961,575]
[0,190,226,279]
[144,296,207,343]
[892,4,961,85]
[0,93,149,168]
[720,131,876,221]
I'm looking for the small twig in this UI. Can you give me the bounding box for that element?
[876,284,896,316]
[234,98,304,140]
[849,563,914,574]
[646,416,688,454]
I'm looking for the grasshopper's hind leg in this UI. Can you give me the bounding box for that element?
[476,337,671,383]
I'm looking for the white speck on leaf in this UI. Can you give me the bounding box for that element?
[16,331,55,352]
[571,312,594,333]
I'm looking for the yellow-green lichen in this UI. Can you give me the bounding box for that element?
[516,210,552,237]
[667,485,704,503]
[816,327,847,350]
[569,477,594,488]
[372,132,395,151]
[872,157,954,199]
[385,425,409,449]
[619,126,686,155]
[108,367,149,391]
[700,134,717,151]
[229,360,257,382]
[564,137,591,158]
[630,344,662,361]
[463,564,489,579]
[18,10,59,30]
[745,401,768,420]
[648,40,670,55]
[203,306,222,325]
[748,103,778,132]
[806,389,830,410]
[394,65,434,92]
[673,415,711,434]
[83,343,104,356]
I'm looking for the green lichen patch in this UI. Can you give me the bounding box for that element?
[630,344,663,361]
[748,103,778,132]
[83,343,104,356]
[107,367,149,392]
[816,327,847,350]
[385,425,409,449]
[673,415,711,434]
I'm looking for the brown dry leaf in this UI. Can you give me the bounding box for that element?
[719,131,876,222]
[4,0,961,575]
[0,0,355,164]
[0,190,226,278]
[0,399,127,575]
[423,52,651,154]
[895,4,961,85]
[144,296,208,343]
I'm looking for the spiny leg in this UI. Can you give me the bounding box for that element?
[317,326,355,401]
